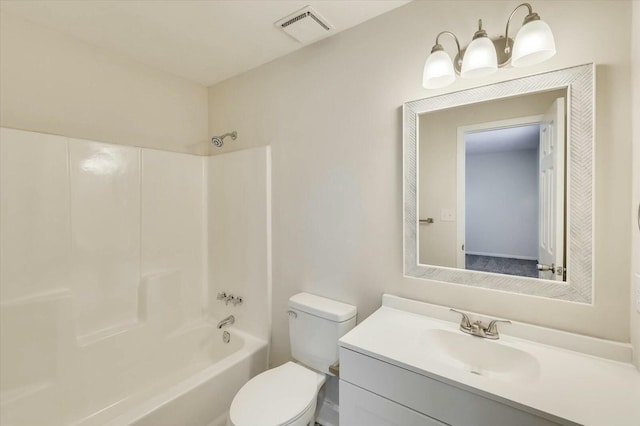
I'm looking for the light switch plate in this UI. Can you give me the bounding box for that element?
[441,208,456,222]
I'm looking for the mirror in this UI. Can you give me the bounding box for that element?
[419,88,567,281]
[403,64,594,303]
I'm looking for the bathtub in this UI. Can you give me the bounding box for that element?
[0,318,268,426]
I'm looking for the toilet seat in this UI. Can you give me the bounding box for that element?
[229,362,323,426]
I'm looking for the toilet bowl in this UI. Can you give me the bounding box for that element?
[227,293,357,426]
[228,362,325,426]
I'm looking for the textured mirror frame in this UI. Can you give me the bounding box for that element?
[403,63,594,303]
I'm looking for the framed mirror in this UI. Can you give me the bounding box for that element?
[403,64,594,303]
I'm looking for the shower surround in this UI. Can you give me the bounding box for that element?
[0,128,271,425]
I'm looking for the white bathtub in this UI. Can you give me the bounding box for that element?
[1,319,268,426]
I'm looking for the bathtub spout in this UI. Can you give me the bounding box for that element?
[217,315,235,329]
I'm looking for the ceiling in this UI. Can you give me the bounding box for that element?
[465,124,541,155]
[0,0,411,86]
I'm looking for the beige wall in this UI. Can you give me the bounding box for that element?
[0,11,208,155]
[418,89,564,267]
[631,0,640,369]
[208,0,632,368]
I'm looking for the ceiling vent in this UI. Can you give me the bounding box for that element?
[275,6,334,44]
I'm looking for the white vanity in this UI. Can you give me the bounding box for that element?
[339,295,640,426]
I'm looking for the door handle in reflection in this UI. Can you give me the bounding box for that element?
[419,218,434,224]
[537,263,565,275]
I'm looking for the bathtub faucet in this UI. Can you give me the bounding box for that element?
[217,315,235,329]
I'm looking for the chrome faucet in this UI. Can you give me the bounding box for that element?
[450,309,511,340]
[216,292,235,305]
[217,315,235,329]
[216,292,243,306]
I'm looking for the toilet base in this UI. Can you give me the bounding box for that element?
[227,404,315,426]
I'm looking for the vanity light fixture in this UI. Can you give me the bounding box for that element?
[422,2,555,89]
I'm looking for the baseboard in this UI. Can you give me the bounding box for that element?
[316,398,339,426]
[465,251,537,261]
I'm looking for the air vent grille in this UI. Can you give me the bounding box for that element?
[275,6,333,44]
[281,11,330,31]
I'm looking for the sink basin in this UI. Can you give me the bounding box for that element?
[420,329,540,382]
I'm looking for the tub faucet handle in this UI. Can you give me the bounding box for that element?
[216,292,227,301]
[231,296,243,306]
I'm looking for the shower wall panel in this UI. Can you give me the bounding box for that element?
[0,127,206,394]
[0,130,70,303]
[141,148,206,325]
[207,147,271,342]
[68,139,141,337]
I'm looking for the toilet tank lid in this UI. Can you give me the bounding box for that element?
[288,293,356,322]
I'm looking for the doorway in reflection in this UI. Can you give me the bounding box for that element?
[458,96,565,280]
[463,124,540,278]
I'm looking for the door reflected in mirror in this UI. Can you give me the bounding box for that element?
[418,89,567,281]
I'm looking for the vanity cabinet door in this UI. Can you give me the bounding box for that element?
[340,348,566,426]
[340,381,446,426]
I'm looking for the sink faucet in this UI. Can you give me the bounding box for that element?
[217,315,235,329]
[450,309,511,340]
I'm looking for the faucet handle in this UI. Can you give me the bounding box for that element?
[450,309,472,330]
[216,292,227,301]
[486,319,512,336]
[230,296,243,306]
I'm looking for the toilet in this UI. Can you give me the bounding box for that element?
[228,292,357,426]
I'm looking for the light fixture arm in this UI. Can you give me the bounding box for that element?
[433,31,462,67]
[504,3,539,54]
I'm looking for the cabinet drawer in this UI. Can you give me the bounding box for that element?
[340,347,567,426]
[340,381,446,426]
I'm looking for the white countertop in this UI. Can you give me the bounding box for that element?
[339,297,640,426]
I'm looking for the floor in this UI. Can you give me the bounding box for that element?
[465,254,538,278]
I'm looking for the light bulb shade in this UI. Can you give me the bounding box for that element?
[461,36,497,79]
[511,19,556,68]
[422,50,455,89]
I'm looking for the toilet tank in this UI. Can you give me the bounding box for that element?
[288,293,357,375]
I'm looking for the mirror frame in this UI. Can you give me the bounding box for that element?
[403,64,594,303]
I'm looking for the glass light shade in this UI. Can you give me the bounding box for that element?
[460,36,497,79]
[422,50,455,89]
[511,19,556,68]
